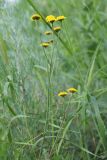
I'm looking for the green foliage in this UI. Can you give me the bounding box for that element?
[0,0,107,159]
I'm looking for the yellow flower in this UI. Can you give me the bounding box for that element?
[46,15,56,23]
[58,91,68,97]
[41,42,50,48]
[56,16,66,22]
[53,26,61,32]
[31,14,41,21]
[44,31,53,35]
[67,88,78,93]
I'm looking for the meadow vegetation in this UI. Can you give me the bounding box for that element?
[0,0,107,159]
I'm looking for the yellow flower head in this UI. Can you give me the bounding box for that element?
[46,15,56,23]
[31,14,41,21]
[58,91,68,97]
[41,42,50,48]
[53,26,61,32]
[44,31,53,35]
[56,16,66,22]
[67,88,78,93]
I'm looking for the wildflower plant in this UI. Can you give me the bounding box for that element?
[31,13,66,129]
[31,14,41,21]
[46,15,56,23]
[1,1,107,160]
[67,87,78,93]
[44,31,53,35]
[58,91,68,97]
[53,26,61,32]
[56,16,66,22]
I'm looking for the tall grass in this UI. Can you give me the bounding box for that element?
[0,0,107,159]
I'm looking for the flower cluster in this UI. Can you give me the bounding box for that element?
[46,15,66,23]
[31,14,66,48]
[58,88,78,97]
